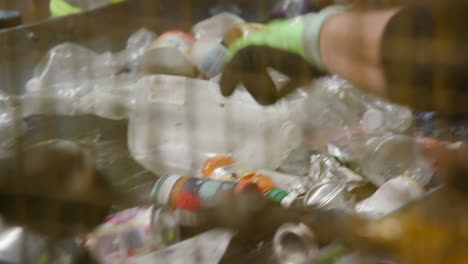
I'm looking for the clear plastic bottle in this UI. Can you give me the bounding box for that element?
[344,133,433,187]
[22,29,157,118]
[270,0,311,19]
[191,38,227,79]
[191,12,244,42]
[297,77,413,147]
[289,77,424,186]
[128,75,302,176]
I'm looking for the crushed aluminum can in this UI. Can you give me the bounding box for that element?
[303,182,354,211]
[309,154,364,188]
[273,223,319,264]
[288,154,364,197]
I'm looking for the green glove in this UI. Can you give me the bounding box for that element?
[50,0,81,17]
[50,0,127,17]
[226,18,306,61]
[226,5,346,72]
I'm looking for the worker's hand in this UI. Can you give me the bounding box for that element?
[220,45,320,105]
[220,6,346,105]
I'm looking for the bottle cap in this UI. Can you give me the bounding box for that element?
[234,180,260,193]
[265,188,289,203]
[202,155,236,178]
[361,109,384,133]
[239,173,276,193]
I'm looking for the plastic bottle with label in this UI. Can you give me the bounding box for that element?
[150,175,260,212]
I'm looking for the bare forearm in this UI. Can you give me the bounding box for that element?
[319,8,400,97]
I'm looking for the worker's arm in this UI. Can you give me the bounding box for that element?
[221,5,400,104]
[319,8,399,98]
[222,1,468,118]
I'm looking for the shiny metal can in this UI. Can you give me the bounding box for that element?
[273,223,319,264]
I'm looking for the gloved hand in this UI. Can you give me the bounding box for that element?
[221,45,319,105]
[220,5,345,105]
[50,0,126,17]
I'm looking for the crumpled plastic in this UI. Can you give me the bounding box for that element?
[127,228,235,264]
[192,12,244,42]
[295,76,414,150]
[0,92,25,154]
[337,133,434,187]
[354,176,426,219]
[128,74,303,176]
[22,29,156,119]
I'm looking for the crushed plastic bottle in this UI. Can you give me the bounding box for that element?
[354,176,426,219]
[0,93,24,154]
[277,145,314,176]
[118,28,158,71]
[340,133,433,187]
[292,76,413,157]
[22,29,158,118]
[128,74,302,176]
[192,12,244,42]
[23,74,140,119]
[127,228,234,264]
[75,74,140,119]
[26,43,123,89]
[139,31,198,77]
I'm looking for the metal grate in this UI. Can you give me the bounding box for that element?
[0,0,467,263]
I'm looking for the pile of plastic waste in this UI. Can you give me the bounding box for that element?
[0,9,463,264]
